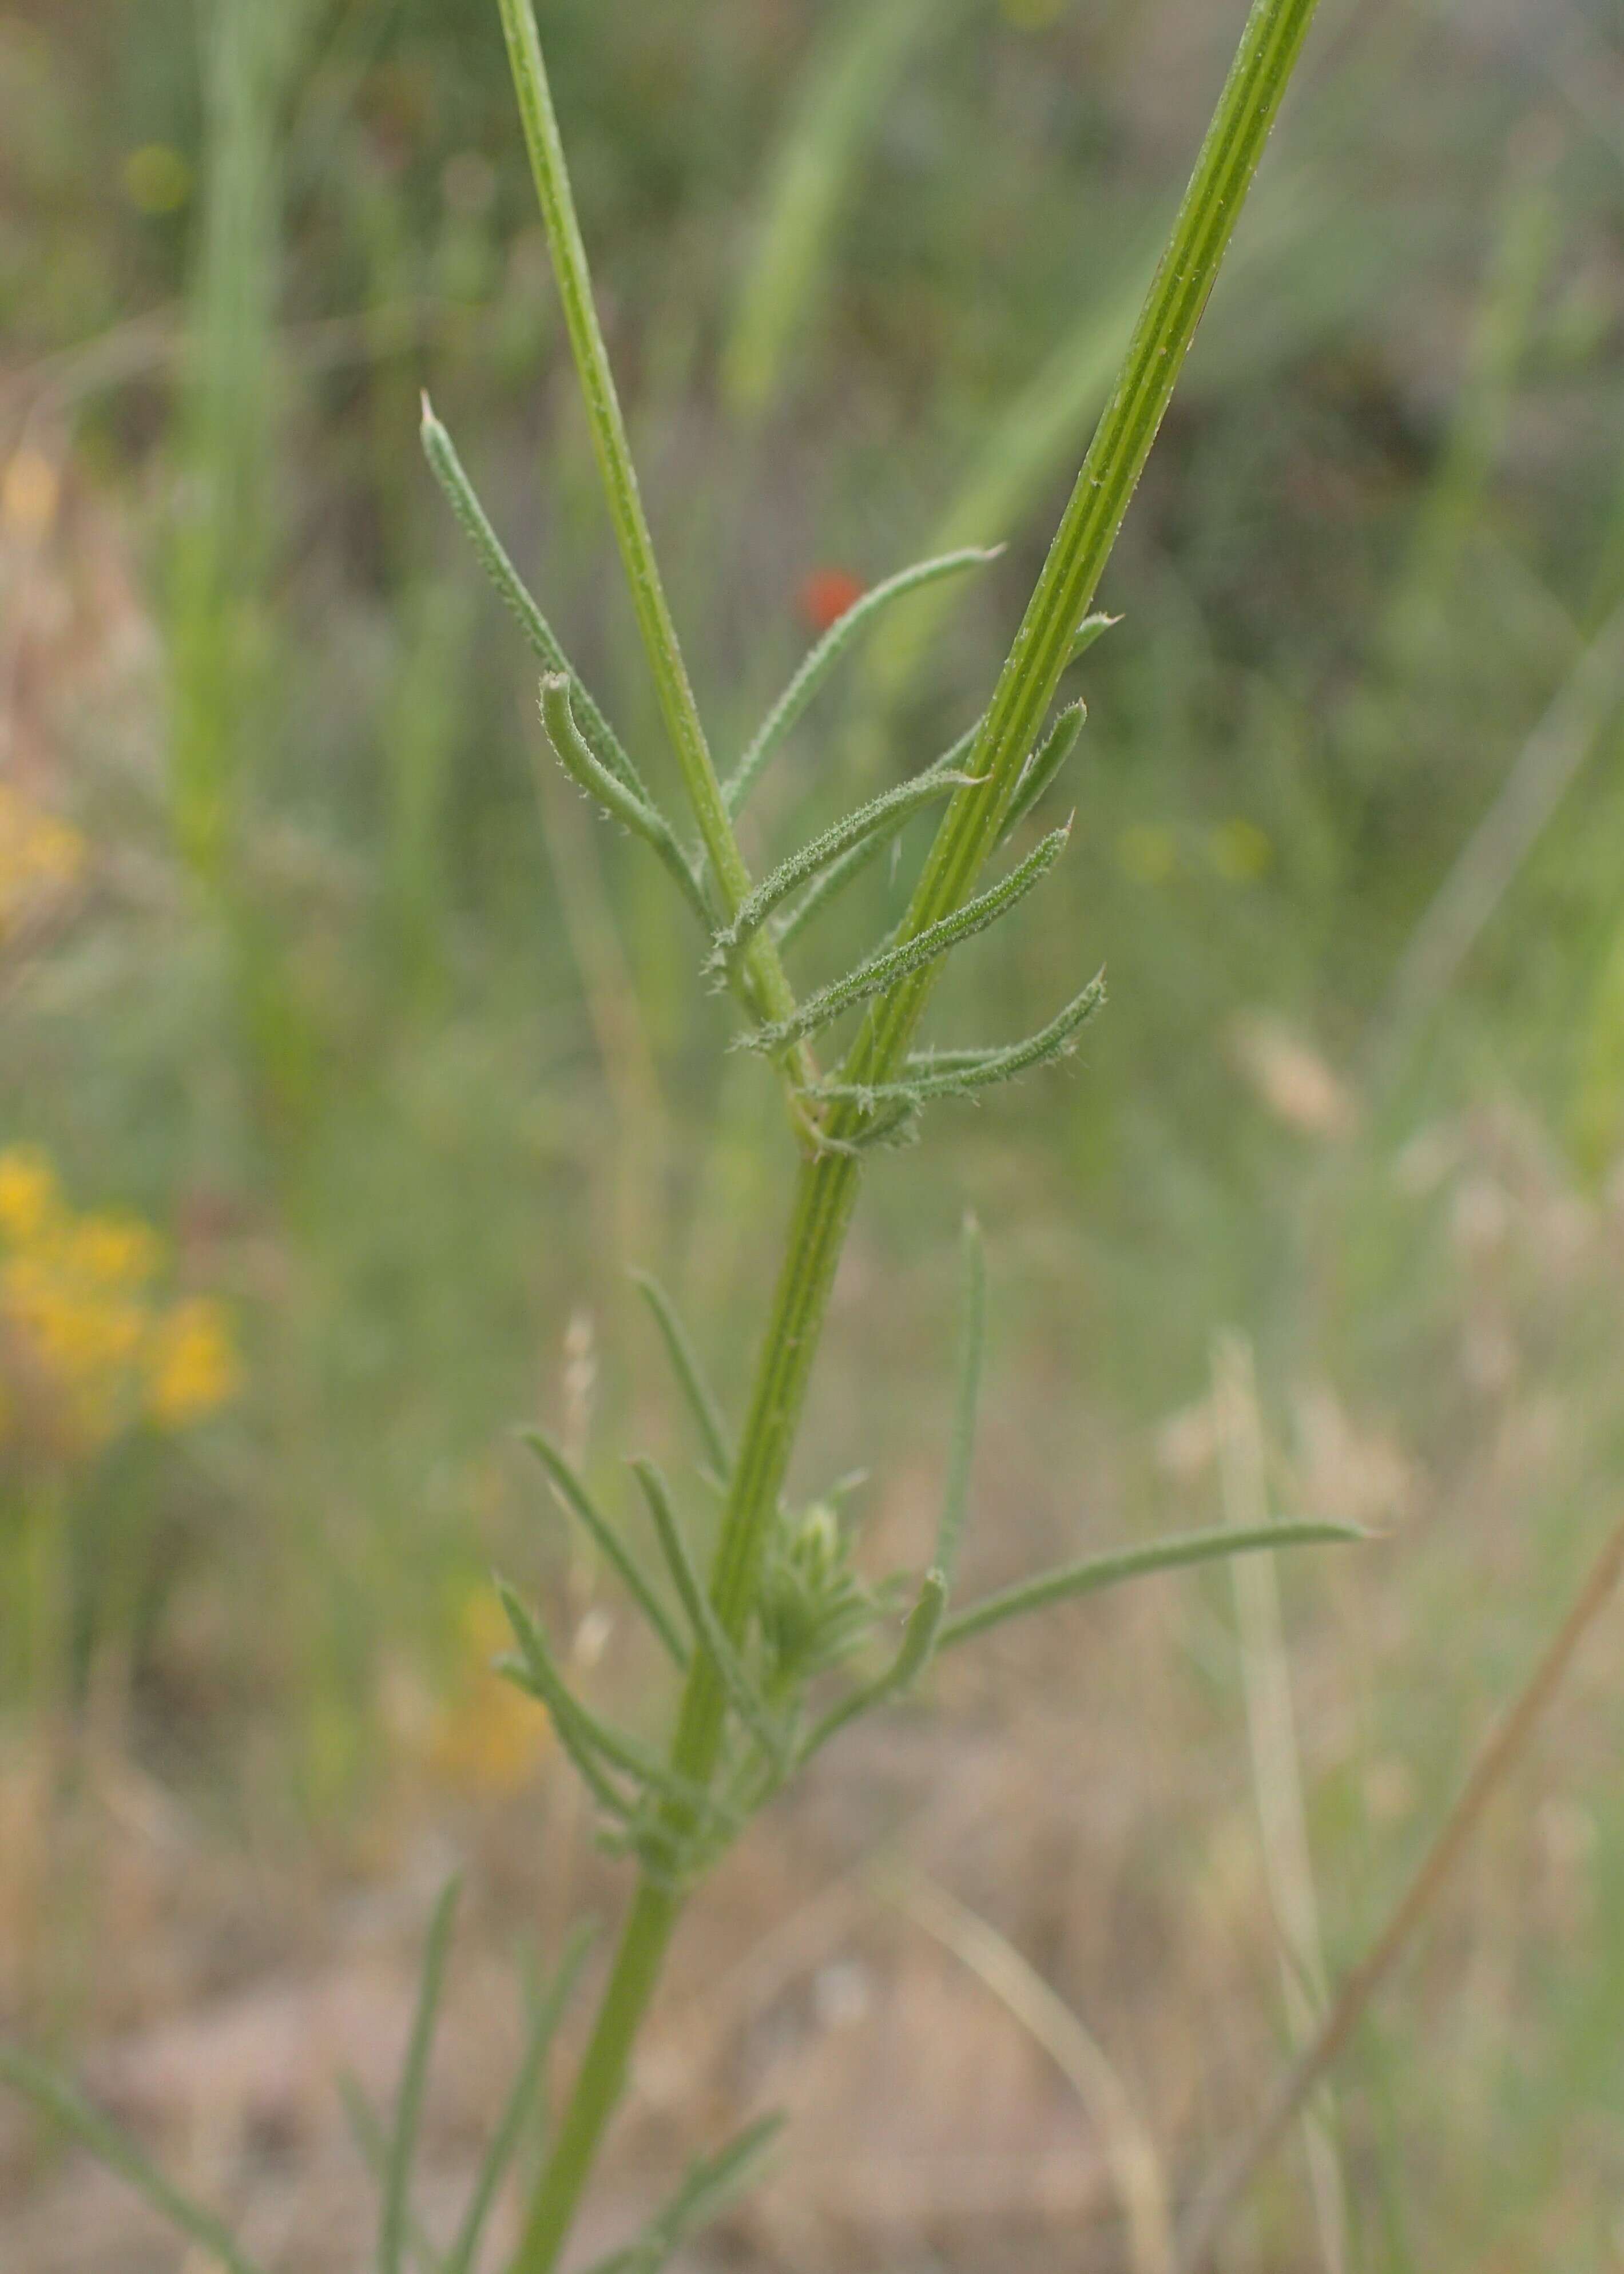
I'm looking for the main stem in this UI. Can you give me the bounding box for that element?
[506,0,1323,2264]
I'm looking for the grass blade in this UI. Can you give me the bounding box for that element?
[519,1428,689,1670]
[724,547,999,816]
[381,1876,462,2274]
[539,677,712,928]
[629,1271,733,1478]
[0,2046,267,2274]
[745,820,1071,1057]
[721,0,954,416]
[443,1923,596,2274]
[937,1522,1364,1653]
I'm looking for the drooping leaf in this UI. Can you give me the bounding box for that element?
[538,677,712,926]
[420,398,647,804]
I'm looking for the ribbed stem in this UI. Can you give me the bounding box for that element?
[506,0,1323,2263]
[492,0,799,1037]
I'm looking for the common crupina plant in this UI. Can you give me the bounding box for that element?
[1,0,1354,2267]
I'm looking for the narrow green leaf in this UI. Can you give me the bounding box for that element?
[495,1579,727,1824]
[629,1459,788,1770]
[1068,610,1119,663]
[745,821,1071,1057]
[800,1568,948,1761]
[813,973,1106,1112]
[772,717,984,952]
[629,1271,733,1478]
[495,1583,637,1823]
[519,1428,690,1670]
[381,1876,462,2274]
[538,677,712,927]
[936,1521,1365,1652]
[420,396,647,805]
[578,2113,787,2274]
[0,2046,267,2274]
[1000,700,1086,842]
[443,1923,595,2274]
[712,770,972,976]
[340,2078,443,2274]
[724,547,1000,816]
[936,1216,985,1587]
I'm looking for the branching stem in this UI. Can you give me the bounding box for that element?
[503,0,1325,2262]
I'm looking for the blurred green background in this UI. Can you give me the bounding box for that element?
[3,0,1624,2267]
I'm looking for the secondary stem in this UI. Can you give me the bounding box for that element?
[491,0,801,1041]
[506,0,1324,2263]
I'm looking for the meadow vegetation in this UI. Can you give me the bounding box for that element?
[2,0,1624,2268]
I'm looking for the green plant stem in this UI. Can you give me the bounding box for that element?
[510,0,1322,2263]
[492,0,801,1047]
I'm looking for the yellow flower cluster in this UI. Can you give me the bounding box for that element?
[0,783,85,939]
[429,1587,550,1795]
[0,1147,240,1454]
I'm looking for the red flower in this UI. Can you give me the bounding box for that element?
[797,567,865,635]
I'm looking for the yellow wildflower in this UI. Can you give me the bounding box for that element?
[122,144,193,216]
[0,1148,59,1246]
[1116,822,1178,886]
[1207,816,1274,884]
[145,1297,241,1428]
[0,784,85,935]
[69,1213,164,1287]
[430,1588,550,1793]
